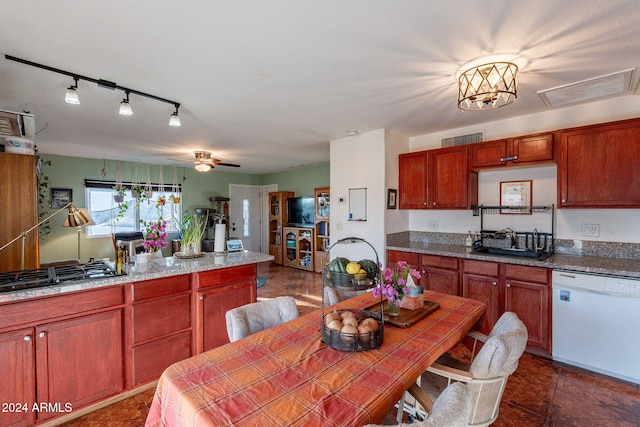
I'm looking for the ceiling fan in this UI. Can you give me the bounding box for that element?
[171,151,241,172]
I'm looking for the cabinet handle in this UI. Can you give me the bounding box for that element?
[492,281,497,286]
[433,202,436,206]
[199,295,204,301]
[38,332,46,338]
[24,335,31,341]
[506,283,511,287]
[499,155,518,162]
[423,202,428,206]
[562,199,566,203]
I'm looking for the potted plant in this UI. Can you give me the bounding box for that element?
[140,218,168,258]
[113,185,126,204]
[179,212,206,256]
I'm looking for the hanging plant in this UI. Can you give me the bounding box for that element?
[157,166,166,206]
[37,158,54,240]
[131,163,142,199]
[171,166,181,204]
[144,165,153,199]
[113,161,125,203]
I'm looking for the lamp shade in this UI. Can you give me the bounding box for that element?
[63,207,94,227]
[169,112,181,126]
[65,86,80,104]
[119,100,133,116]
[195,163,212,172]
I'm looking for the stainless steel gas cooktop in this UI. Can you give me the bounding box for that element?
[0,261,120,293]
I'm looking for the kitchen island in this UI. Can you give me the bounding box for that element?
[0,251,273,427]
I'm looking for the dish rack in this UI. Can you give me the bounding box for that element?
[321,237,384,351]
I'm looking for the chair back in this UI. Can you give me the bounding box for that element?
[323,286,366,306]
[466,311,528,426]
[225,296,299,342]
[423,382,472,427]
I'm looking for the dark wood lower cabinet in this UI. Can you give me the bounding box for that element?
[0,328,35,427]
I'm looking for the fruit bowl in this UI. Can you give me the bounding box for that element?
[321,309,384,351]
[323,271,372,290]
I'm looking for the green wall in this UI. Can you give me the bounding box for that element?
[259,163,330,196]
[37,154,329,263]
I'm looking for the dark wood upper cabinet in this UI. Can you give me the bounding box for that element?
[470,133,554,169]
[399,145,476,210]
[558,118,640,208]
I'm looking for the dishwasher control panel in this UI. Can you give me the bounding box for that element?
[605,277,640,297]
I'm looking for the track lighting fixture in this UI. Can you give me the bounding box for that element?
[6,54,182,125]
[169,104,181,127]
[65,77,80,104]
[119,91,133,116]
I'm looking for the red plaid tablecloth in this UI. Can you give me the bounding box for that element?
[146,291,485,427]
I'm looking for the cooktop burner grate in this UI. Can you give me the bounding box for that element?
[0,261,120,293]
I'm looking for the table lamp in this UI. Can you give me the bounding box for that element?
[63,207,95,260]
[0,202,93,270]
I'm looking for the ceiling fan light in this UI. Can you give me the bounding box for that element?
[65,86,79,104]
[119,100,133,116]
[195,163,211,172]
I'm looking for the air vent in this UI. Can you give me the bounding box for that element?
[0,110,35,139]
[441,132,484,148]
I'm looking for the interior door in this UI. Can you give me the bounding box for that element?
[229,184,262,252]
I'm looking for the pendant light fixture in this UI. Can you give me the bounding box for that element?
[458,62,518,110]
[169,104,181,127]
[119,91,133,116]
[65,77,80,104]
[6,54,182,126]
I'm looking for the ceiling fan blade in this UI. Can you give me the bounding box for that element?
[169,157,197,164]
[213,162,241,167]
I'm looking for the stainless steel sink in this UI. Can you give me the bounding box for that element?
[472,247,551,260]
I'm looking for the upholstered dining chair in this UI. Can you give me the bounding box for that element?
[398,311,528,426]
[365,382,472,427]
[225,296,299,342]
[323,286,367,306]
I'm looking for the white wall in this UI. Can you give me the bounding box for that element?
[407,95,640,243]
[330,129,387,262]
[384,129,410,234]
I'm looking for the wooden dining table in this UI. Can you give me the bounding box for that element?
[145,291,486,427]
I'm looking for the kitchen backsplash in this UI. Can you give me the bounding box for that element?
[387,231,640,260]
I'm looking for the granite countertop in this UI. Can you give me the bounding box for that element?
[386,241,640,279]
[0,250,274,304]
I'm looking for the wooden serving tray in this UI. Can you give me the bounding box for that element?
[364,299,440,328]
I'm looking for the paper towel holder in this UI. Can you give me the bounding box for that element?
[226,239,243,252]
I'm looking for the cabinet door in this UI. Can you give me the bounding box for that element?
[422,267,459,295]
[512,133,554,165]
[462,273,500,335]
[0,328,35,427]
[386,250,419,269]
[429,146,476,209]
[35,310,124,421]
[559,120,640,207]
[0,153,39,272]
[470,140,508,169]
[504,279,550,351]
[199,280,255,352]
[398,152,428,209]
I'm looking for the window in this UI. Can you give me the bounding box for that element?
[242,198,249,237]
[85,187,181,237]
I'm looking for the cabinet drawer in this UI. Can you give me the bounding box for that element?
[420,254,458,270]
[504,264,549,284]
[463,259,499,277]
[131,274,191,301]
[132,293,191,344]
[0,286,124,331]
[387,250,419,266]
[132,331,191,385]
[197,265,256,289]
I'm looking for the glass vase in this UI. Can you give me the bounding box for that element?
[387,300,401,317]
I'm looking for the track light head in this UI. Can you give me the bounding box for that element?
[119,91,133,116]
[169,104,181,127]
[65,77,80,104]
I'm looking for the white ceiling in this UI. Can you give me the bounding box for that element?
[1,1,639,174]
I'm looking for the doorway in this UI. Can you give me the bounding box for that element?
[229,184,276,253]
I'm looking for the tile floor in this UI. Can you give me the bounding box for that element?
[59,262,640,426]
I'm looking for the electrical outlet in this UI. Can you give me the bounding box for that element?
[427,221,439,231]
[581,223,600,237]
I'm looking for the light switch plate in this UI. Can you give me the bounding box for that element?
[581,223,600,237]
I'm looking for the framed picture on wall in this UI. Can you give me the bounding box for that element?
[51,188,72,209]
[387,189,397,209]
[500,180,532,214]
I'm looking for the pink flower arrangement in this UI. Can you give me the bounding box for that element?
[372,260,422,308]
[141,219,168,253]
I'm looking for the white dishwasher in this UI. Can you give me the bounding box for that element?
[552,269,640,384]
